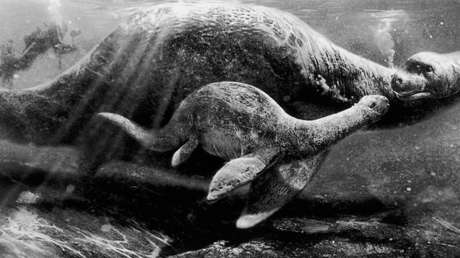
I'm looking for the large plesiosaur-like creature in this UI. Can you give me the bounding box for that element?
[0,3,457,228]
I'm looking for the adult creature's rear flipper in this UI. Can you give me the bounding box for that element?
[236,151,327,229]
[207,148,281,201]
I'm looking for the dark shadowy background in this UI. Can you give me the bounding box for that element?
[0,0,459,257]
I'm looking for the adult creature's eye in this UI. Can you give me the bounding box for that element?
[406,61,435,75]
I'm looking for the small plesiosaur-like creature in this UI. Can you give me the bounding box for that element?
[97,81,389,228]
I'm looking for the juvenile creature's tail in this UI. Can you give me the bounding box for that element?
[97,112,181,152]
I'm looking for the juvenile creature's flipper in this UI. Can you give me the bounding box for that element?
[207,148,281,201]
[171,136,199,167]
[236,151,327,229]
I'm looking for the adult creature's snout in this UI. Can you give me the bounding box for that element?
[393,51,460,101]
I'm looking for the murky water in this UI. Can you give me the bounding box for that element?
[0,0,459,257]
[1,0,459,88]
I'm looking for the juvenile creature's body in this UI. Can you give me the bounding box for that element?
[99,81,389,227]
[0,3,457,228]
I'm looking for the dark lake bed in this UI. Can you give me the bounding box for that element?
[0,0,459,257]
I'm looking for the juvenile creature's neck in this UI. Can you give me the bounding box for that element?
[281,103,381,155]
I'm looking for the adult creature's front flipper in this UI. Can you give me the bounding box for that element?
[235,95,391,229]
[236,152,327,229]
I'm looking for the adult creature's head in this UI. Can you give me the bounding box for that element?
[392,51,460,101]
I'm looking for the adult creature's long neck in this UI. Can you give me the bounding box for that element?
[297,27,426,103]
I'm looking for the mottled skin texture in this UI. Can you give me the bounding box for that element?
[0,3,458,227]
[0,3,457,161]
[97,82,388,226]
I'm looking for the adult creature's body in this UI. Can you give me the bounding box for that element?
[0,3,458,227]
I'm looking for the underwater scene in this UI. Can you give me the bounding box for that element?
[0,0,459,257]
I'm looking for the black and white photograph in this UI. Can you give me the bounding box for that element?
[0,0,459,257]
